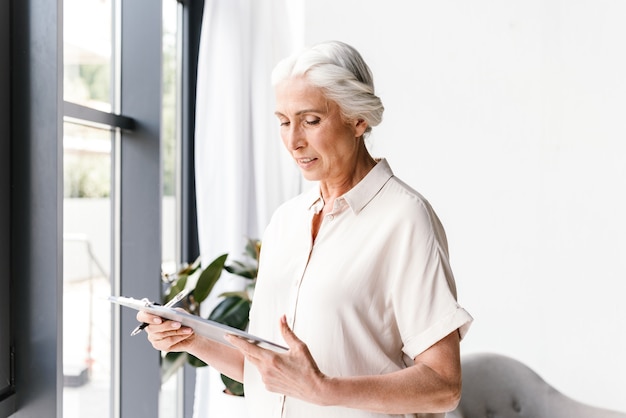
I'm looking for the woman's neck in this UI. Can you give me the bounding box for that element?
[319,150,377,203]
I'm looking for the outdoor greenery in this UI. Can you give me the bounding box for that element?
[161,24,178,197]
[64,153,111,198]
[63,27,178,198]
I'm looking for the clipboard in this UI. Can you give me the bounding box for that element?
[109,296,288,353]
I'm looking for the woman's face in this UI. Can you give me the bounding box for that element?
[274,77,366,183]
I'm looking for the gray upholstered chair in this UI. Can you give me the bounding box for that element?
[449,353,626,418]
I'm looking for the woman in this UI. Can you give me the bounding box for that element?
[139,41,472,418]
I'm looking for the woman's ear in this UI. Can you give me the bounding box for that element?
[354,118,368,138]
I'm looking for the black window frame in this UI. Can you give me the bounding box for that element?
[0,0,14,414]
[1,0,202,416]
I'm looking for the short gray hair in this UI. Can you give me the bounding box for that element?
[272,41,384,136]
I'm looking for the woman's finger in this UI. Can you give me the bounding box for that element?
[145,320,189,336]
[279,315,299,347]
[225,334,261,356]
[147,326,194,350]
[136,311,163,324]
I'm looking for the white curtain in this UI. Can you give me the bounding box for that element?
[192,0,303,416]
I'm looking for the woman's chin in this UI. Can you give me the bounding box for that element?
[300,171,320,182]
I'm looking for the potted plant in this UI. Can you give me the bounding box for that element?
[160,238,260,396]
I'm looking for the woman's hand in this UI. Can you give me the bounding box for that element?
[136,310,195,353]
[135,310,247,383]
[225,315,331,406]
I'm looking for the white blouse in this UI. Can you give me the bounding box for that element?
[244,159,473,418]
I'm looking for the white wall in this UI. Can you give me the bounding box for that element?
[305,0,626,413]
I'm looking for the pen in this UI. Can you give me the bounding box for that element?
[130,288,190,336]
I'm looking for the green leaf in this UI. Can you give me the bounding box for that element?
[208,296,251,330]
[169,256,201,279]
[244,238,261,260]
[164,275,188,304]
[163,351,183,368]
[221,374,244,396]
[219,290,250,301]
[193,253,228,303]
[224,260,256,279]
[183,255,202,274]
[186,353,208,368]
[161,352,187,382]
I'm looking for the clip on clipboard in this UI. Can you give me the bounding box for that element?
[109,295,288,353]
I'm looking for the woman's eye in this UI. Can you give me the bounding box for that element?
[305,119,320,126]
[279,121,290,127]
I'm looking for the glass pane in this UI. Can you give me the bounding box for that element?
[160,1,183,416]
[63,122,113,418]
[64,0,112,111]
[161,0,180,273]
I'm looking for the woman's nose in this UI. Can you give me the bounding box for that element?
[285,125,305,150]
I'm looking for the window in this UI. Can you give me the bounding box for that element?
[1,0,202,416]
[160,1,185,415]
[63,0,168,415]
[63,2,114,415]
